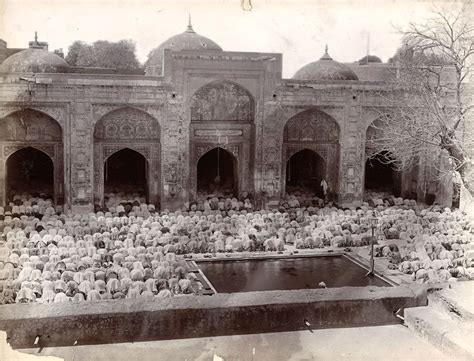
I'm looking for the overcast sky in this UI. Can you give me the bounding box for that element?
[0,0,464,77]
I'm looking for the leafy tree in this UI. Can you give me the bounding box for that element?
[65,39,140,69]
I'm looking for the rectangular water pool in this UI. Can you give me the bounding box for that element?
[198,255,391,293]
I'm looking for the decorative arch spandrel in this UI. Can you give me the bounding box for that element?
[284,109,340,143]
[0,109,62,142]
[94,107,160,141]
[191,81,255,122]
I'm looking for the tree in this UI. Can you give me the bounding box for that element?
[370,6,474,204]
[65,39,140,69]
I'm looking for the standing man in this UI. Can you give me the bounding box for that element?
[320,178,329,204]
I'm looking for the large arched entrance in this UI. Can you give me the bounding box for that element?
[364,151,399,195]
[6,147,54,202]
[286,149,326,197]
[190,80,255,201]
[365,120,401,197]
[196,147,237,197]
[104,148,148,201]
[0,108,63,206]
[94,107,161,206]
[282,108,340,202]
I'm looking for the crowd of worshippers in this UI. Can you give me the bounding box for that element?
[0,192,473,305]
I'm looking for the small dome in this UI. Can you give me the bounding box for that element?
[0,48,70,73]
[358,55,382,65]
[145,18,222,76]
[293,46,359,81]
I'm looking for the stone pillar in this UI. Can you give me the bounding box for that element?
[259,101,283,209]
[70,101,94,213]
[160,95,187,211]
[338,102,364,207]
[0,147,5,206]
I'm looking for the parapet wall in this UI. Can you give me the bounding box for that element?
[0,285,427,349]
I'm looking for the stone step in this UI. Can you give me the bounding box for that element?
[404,306,474,361]
[428,283,474,322]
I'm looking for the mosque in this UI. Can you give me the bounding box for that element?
[0,20,446,212]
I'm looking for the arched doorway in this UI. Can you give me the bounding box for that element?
[6,147,54,202]
[190,80,255,201]
[364,151,399,195]
[283,108,340,202]
[196,147,237,197]
[94,107,161,206]
[365,119,401,197]
[286,149,326,197]
[104,148,148,201]
[0,108,64,206]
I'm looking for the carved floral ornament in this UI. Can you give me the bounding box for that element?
[191,81,255,122]
[103,146,151,161]
[285,146,329,162]
[284,109,340,143]
[94,107,160,141]
[3,144,55,160]
[196,145,239,159]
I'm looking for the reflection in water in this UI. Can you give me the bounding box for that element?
[199,257,389,293]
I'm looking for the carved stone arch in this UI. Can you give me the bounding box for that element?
[282,108,340,199]
[0,108,64,206]
[4,144,55,161]
[285,146,328,164]
[365,118,385,158]
[362,106,391,131]
[0,107,22,119]
[191,80,255,122]
[0,108,63,142]
[196,146,239,196]
[0,106,65,129]
[196,144,239,160]
[103,146,151,163]
[94,106,160,141]
[284,108,340,143]
[92,104,160,127]
[93,107,161,206]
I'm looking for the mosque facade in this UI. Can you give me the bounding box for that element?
[0,22,442,212]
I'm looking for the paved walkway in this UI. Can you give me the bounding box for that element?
[12,325,454,361]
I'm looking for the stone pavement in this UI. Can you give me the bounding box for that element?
[405,281,474,361]
[12,324,455,361]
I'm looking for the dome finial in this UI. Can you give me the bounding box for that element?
[186,13,195,33]
[30,31,43,49]
[320,44,332,60]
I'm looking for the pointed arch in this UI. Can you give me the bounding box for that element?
[0,108,62,142]
[282,108,340,201]
[93,107,161,206]
[284,108,340,143]
[103,148,148,202]
[94,106,160,141]
[364,119,401,197]
[5,146,55,203]
[0,108,64,206]
[285,149,326,198]
[196,146,238,197]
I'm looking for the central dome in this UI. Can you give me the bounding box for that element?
[293,46,359,81]
[145,19,222,76]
